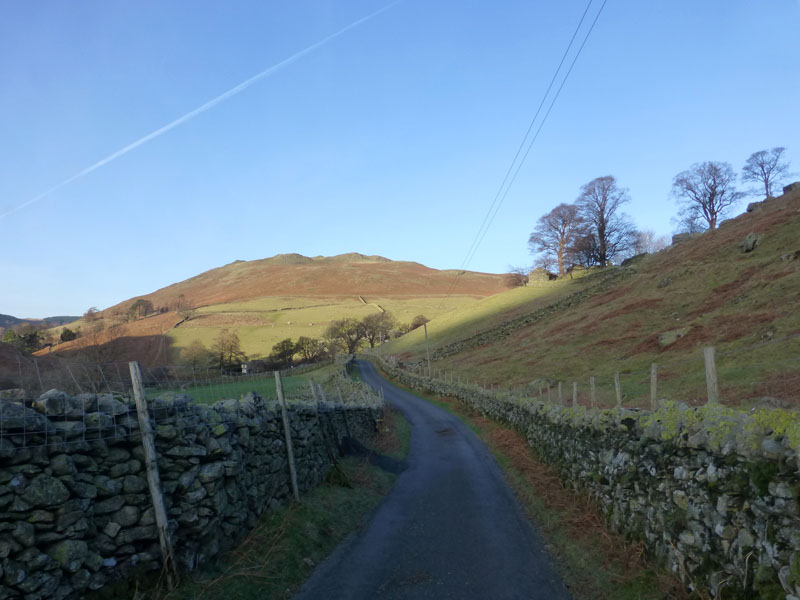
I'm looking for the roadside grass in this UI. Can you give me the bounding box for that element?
[379,370,689,600]
[126,406,410,600]
[148,363,340,405]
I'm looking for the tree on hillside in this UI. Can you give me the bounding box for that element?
[671,161,744,230]
[324,319,366,355]
[575,176,637,266]
[362,312,397,347]
[270,338,296,368]
[504,267,529,288]
[409,315,430,332]
[741,147,794,199]
[3,325,43,354]
[60,327,77,342]
[181,340,211,368]
[528,203,585,275]
[296,336,327,362]
[211,329,246,370]
[633,230,670,255]
[128,299,154,320]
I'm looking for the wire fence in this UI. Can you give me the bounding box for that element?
[0,356,365,450]
[389,332,800,411]
[0,356,338,404]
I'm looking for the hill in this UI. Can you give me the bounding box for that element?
[41,253,510,364]
[378,184,800,409]
[0,314,78,332]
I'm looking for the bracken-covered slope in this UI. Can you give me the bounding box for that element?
[379,185,800,409]
[107,252,509,311]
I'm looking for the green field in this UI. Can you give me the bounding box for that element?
[147,363,342,405]
[166,295,482,361]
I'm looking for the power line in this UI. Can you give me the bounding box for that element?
[458,0,597,272]
[463,0,609,270]
[439,0,609,307]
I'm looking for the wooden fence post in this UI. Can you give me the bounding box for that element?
[547,384,551,403]
[590,376,596,409]
[704,347,720,405]
[614,372,622,407]
[129,361,179,590]
[572,382,578,407]
[557,382,563,405]
[650,363,658,411]
[275,371,300,502]
[309,380,319,402]
[424,323,432,378]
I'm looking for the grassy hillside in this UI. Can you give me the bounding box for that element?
[378,186,800,409]
[41,253,508,364]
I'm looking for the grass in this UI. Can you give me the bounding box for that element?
[379,373,689,600]
[102,406,410,600]
[378,194,800,409]
[166,295,482,362]
[147,363,341,405]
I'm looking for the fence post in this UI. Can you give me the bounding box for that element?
[590,376,596,409]
[129,361,179,590]
[547,385,551,403]
[424,322,432,378]
[572,382,578,408]
[614,372,622,407]
[703,347,720,405]
[650,363,658,411]
[557,382,563,404]
[309,380,319,402]
[275,371,300,502]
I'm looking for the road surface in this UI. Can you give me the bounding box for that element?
[292,360,571,600]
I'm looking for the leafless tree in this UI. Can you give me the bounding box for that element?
[504,266,529,288]
[362,312,397,347]
[528,203,585,275]
[672,161,744,230]
[324,318,366,354]
[741,147,794,199]
[633,230,670,254]
[575,176,637,266]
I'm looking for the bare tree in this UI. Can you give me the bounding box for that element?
[672,161,744,230]
[324,318,366,354]
[633,230,670,254]
[211,329,246,370]
[575,176,637,266]
[362,312,397,347]
[504,266,529,288]
[742,147,793,199]
[528,203,584,275]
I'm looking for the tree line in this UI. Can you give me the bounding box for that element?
[181,311,431,371]
[526,146,794,276]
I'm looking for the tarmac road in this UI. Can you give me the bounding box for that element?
[292,360,572,600]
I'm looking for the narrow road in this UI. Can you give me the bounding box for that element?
[292,360,571,600]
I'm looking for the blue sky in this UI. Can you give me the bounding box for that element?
[1,1,798,318]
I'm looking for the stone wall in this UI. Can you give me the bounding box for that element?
[378,360,800,599]
[0,381,382,599]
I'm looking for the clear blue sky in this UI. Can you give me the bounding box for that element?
[2,1,798,318]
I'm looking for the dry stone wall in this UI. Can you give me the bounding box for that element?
[379,361,800,599]
[0,385,381,599]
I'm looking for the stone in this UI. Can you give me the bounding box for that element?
[12,521,35,547]
[46,540,88,573]
[739,232,761,253]
[103,522,121,538]
[198,462,225,483]
[111,505,140,528]
[672,232,701,245]
[97,395,129,416]
[658,327,691,348]
[746,201,762,213]
[21,475,70,507]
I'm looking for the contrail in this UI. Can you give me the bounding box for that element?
[1,1,401,219]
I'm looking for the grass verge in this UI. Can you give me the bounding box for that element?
[379,368,690,600]
[99,406,409,600]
